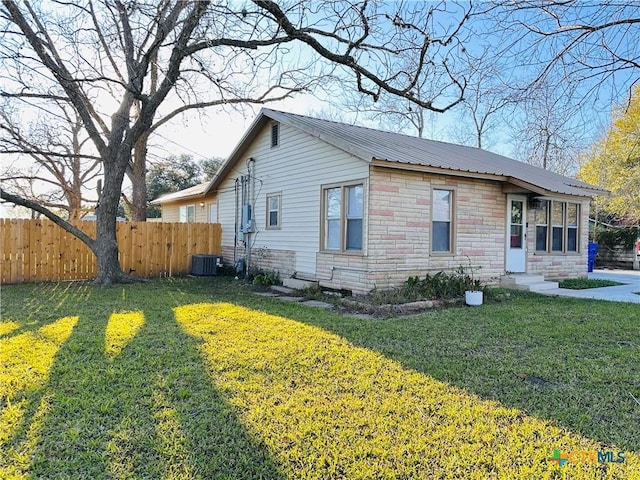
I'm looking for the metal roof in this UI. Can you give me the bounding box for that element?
[150,182,209,205]
[209,108,604,198]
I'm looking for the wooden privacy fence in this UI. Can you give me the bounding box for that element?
[0,219,222,284]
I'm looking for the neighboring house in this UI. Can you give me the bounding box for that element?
[150,182,218,224]
[161,108,603,293]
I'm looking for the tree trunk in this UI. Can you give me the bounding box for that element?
[129,131,149,221]
[93,154,131,284]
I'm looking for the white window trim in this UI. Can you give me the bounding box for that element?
[431,188,455,254]
[208,202,218,223]
[266,193,282,230]
[179,204,195,223]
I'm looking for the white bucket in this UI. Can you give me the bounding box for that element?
[465,290,483,306]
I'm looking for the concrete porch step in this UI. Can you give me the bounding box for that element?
[270,285,295,295]
[500,274,544,287]
[500,274,559,293]
[282,278,318,290]
[526,281,560,292]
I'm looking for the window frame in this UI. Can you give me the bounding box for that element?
[566,203,579,252]
[321,181,365,254]
[533,200,580,254]
[551,201,565,252]
[208,202,218,223]
[534,200,549,252]
[431,188,455,255]
[179,204,195,223]
[265,193,282,230]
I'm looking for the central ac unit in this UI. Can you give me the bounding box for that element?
[191,255,223,276]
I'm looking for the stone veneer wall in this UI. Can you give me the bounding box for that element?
[526,199,590,279]
[317,167,507,293]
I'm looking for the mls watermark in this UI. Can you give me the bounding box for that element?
[548,449,625,467]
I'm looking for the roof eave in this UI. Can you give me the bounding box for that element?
[150,193,206,206]
[506,177,594,199]
[207,111,272,193]
[371,158,507,182]
[371,160,596,199]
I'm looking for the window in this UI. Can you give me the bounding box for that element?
[551,201,564,252]
[567,203,579,252]
[346,185,363,250]
[535,201,548,251]
[266,193,281,229]
[510,200,524,248]
[323,183,363,252]
[432,189,453,252]
[271,122,279,147]
[534,200,580,253]
[179,204,195,223]
[209,202,218,223]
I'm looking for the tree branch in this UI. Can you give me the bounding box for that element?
[2,0,108,157]
[148,84,307,134]
[0,188,96,248]
[252,0,467,113]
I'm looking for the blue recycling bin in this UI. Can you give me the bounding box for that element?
[587,242,598,272]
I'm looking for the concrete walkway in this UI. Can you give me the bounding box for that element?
[542,269,640,303]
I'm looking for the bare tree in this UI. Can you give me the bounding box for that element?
[486,1,640,107]
[1,102,101,219]
[509,80,584,175]
[0,0,472,284]
[349,78,440,139]
[332,1,473,138]
[450,49,515,149]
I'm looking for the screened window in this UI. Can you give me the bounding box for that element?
[266,193,281,229]
[567,203,579,252]
[323,183,363,252]
[534,200,580,254]
[551,201,564,252]
[271,122,279,147]
[432,189,453,253]
[535,201,549,252]
[179,205,195,223]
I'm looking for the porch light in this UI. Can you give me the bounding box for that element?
[528,195,544,210]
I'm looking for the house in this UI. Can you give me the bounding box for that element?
[157,108,603,293]
[150,182,217,223]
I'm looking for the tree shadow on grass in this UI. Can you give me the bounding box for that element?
[227,293,640,454]
[15,299,285,479]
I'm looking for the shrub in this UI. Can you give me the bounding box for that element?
[405,269,482,300]
[355,269,483,306]
[596,226,640,250]
[251,269,281,286]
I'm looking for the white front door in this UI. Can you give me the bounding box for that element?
[506,195,527,273]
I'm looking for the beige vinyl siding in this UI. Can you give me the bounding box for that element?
[217,121,368,276]
[161,203,181,223]
[160,196,215,223]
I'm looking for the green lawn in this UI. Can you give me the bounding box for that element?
[1,278,638,479]
[558,278,623,289]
